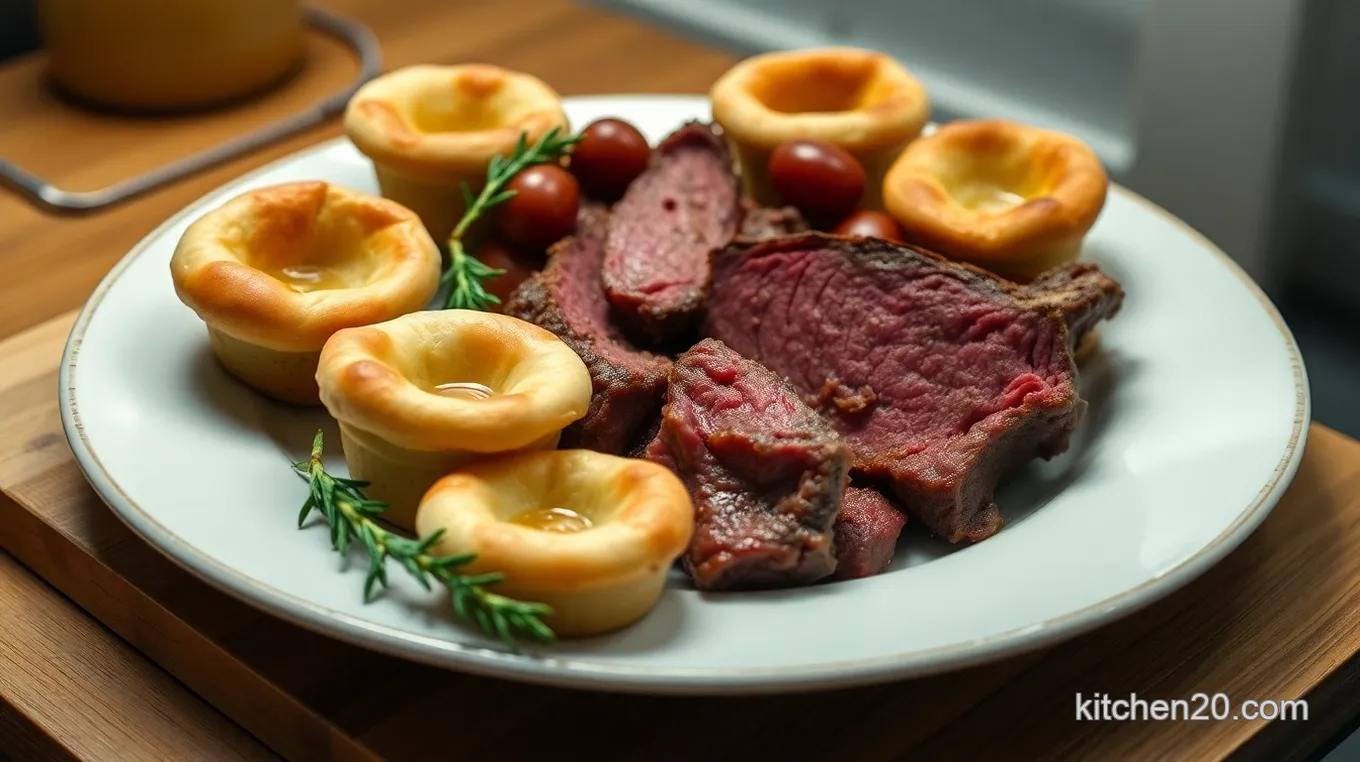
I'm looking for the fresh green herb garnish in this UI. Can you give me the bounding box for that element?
[294,430,555,648]
[441,127,582,310]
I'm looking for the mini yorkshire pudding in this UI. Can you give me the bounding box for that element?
[316,310,592,531]
[709,47,930,209]
[170,181,441,405]
[882,119,1109,280]
[343,64,570,243]
[417,450,694,637]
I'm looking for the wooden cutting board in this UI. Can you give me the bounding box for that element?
[4,1,1360,758]
[3,310,1360,761]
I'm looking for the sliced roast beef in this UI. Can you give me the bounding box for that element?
[602,122,742,344]
[645,338,850,590]
[705,233,1109,544]
[504,206,670,455]
[1013,262,1124,352]
[832,487,908,580]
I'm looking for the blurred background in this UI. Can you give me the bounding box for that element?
[586,0,1360,441]
[1,0,1356,438]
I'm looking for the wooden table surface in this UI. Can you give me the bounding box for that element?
[3,1,1360,761]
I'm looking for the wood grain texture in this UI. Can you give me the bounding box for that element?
[2,310,1359,762]
[1,1,1359,761]
[0,549,278,762]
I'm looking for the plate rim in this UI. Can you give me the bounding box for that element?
[57,94,1311,694]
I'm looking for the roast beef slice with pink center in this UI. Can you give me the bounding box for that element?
[706,233,1094,543]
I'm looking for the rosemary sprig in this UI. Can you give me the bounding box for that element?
[293,430,555,648]
[441,126,582,310]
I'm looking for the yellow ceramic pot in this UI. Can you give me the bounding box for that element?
[37,0,303,111]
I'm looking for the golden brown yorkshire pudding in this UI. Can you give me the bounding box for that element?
[170,181,441,405]
[343,64,570,243]
[418,450,694,637]
[315,310,593,531]
[882,119,1109,280]
[709,47,930,209]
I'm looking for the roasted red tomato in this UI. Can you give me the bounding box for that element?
[569,118,651,201]
[768,139,866,225]
[498,164,581,251]
[833,210,905,242]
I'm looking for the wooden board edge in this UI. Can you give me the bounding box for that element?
[1238,648,1360,762]
[0,550,279,762]
[0,488,380,762]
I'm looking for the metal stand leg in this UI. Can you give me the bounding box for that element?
[0,6,383,215]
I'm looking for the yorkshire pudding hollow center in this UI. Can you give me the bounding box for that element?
[395,70,549,135]
[937,147,1051,215]
[748,57,897,114]
[510,506,594,533]
[433,381,494,399]
[226,186,406,292]
[259,263,349,292]
[949,178,1031,215]
[407,90,515,134]
[487,468,624,531]
[392,320,542,398]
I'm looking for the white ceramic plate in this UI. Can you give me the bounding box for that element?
[60,95,1309,695]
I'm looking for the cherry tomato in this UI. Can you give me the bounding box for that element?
[768,139,866,225]
[473,239,544,311]
[497,164,580,251]
[833,210,905,242]
[569,118,652,200]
